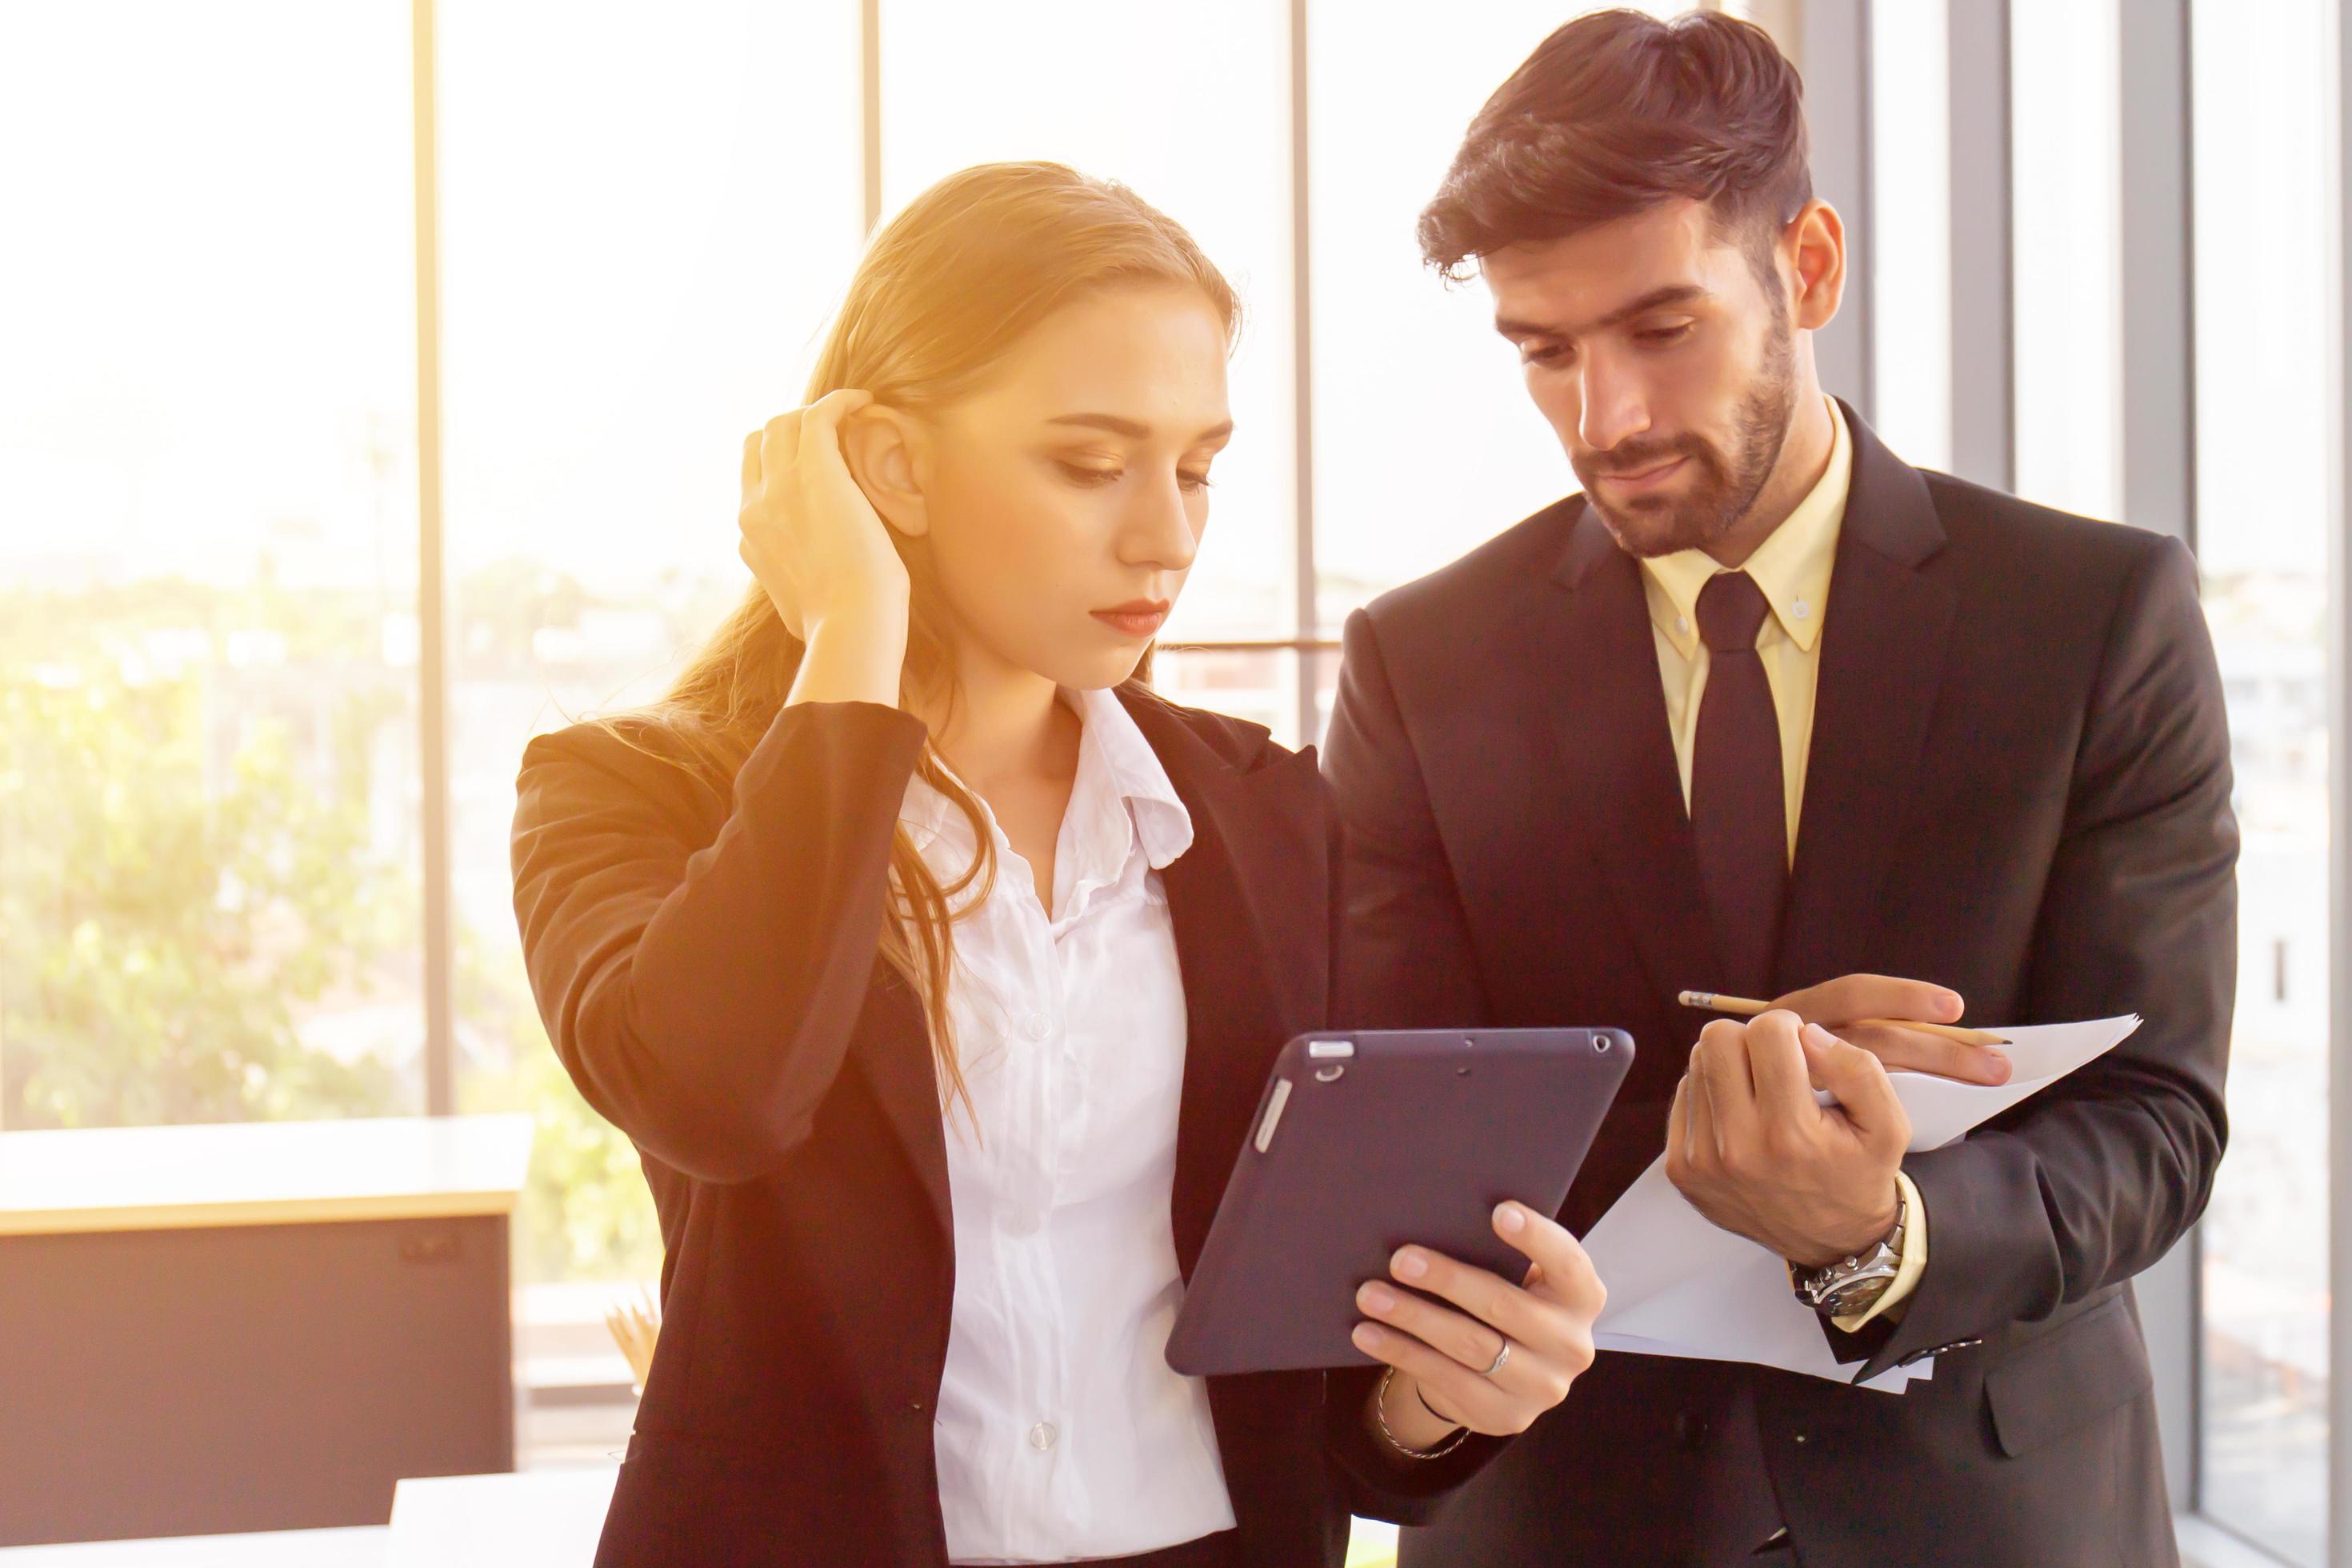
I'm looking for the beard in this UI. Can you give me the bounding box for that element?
[1573,312,1798,558]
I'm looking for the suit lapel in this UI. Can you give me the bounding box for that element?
[1123,689,1330,1281]
[847,964,955,1237]
[1521,502,1726,1004]
[1774,407,1958,991]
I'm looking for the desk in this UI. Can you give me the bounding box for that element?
[0,1480,1412,1568]
[0,1116,534,1547]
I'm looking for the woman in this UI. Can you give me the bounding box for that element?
[510,162,1604,1567]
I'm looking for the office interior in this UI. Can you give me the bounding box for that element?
[0,0,2339,1563]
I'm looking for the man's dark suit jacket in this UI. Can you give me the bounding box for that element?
[1322,407,2238,1566]
[510,686,1429,1567]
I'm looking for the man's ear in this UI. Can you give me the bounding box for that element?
[1786,199,1846,332]
[838,406,930,538]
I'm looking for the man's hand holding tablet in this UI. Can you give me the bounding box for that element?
[1352,1199,1607,1453]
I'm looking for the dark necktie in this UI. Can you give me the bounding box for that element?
[1691,571,1786,996]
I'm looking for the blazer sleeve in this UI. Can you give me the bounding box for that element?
[1319,606,1515,1517]
[510,699,930,1185]
[1855,534,2238,1379]
[1322,606,1494,1030]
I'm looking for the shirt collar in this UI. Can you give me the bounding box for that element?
[1066,684,1194,871]
[896,686,1195,877]
[1638,396,1851,659]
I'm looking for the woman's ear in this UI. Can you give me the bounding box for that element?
[838,406,930,538]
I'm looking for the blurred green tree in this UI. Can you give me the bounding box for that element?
[0,582,660,1286]
[0,667,406,1126]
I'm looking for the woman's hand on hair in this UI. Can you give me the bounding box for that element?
[1354,1201,1604,1451]
[741,390,910,642]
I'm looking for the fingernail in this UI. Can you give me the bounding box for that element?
[1359,1282,1398,1313]
[1496,1202,1526,1234]
[1392,1248,1428,1280]
[1352,1323,1383,1351]
[1938,991,1964,1020]
[1985,1050,2013,1084]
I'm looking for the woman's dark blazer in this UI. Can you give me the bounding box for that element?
[510,685,1439,1566]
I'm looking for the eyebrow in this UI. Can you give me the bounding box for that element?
[1046,412,1235,444]
[1494,284,1710,342]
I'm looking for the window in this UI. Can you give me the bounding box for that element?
[0,2,424,1130]
[1302,1,1683,743]
[2010,0,2123,522]
[1868,0,1954,474]
[879,0,1306,738]
[22,17,2335,1545]
[1306,2,1626,627]
[2191,0,2332,1558]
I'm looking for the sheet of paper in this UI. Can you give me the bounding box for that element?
[1583,1014,2142,1393]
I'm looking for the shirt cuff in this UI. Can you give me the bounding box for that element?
[1831,1170,1928,1333]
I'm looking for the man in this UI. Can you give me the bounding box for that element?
[1323,10,2236,1565]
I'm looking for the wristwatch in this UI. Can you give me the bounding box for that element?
[1790,1186,1907,1318]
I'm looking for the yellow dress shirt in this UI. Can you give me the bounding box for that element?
[1635,398,1925,1330]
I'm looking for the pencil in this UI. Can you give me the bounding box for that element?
[1677,990,2010,1047]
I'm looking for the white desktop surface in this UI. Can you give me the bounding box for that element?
[0,1527,389,1566]
[0,1469,621,1568]
[387,1470,618,1566]
[0,1472,1412,1567]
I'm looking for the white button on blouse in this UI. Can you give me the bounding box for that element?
[906,686,1234,1566]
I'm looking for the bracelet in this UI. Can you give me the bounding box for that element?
[1374,1366,1470,1461]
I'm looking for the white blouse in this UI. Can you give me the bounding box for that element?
[903,685,1235,1565]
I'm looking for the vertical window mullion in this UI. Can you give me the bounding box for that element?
[1287,0,1318,745]
[412,0,455,1118]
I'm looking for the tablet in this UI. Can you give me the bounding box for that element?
[1165,1027,1633,1378]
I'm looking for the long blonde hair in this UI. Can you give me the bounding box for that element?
[601,162,1238,1117]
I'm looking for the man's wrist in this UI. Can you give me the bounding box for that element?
[1789,1181,1904,1269]
[1789,1179,1910,1316]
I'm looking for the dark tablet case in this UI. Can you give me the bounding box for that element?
[1165,1027,1634,1378]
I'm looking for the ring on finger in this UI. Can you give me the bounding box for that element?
[1482,1340,1512,1378]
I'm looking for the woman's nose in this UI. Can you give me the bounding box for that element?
[1122,477,1201,573]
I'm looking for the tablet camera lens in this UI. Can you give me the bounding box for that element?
[1314,1064,1346,1082]
[1593,1034,1612,1053]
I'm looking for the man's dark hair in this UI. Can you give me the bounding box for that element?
[1418,10,1812,285]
